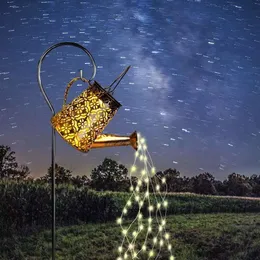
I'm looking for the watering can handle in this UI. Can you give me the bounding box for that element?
[37,42,97,114]
[107,65,131,95]
[63,76,90,107]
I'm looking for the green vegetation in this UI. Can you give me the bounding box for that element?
[2,180,260,236]
[1,145,260,259]
[1,213,260,260]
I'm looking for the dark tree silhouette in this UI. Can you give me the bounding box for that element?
[71,175,91,188]
[90,158,130,191]
[0,145,30,179]
[155,168,185,192]
[224,173,252,196]
[41,163,73,185]
[190,172,217,195]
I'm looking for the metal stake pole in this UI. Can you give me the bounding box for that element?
[37,42,97,260]
[51,127,56,260]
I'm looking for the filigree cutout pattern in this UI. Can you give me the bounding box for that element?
[51,80,121,152]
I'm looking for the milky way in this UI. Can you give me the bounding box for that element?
[0,0,259,179]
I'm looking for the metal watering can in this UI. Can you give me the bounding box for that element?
[38,42,138,153]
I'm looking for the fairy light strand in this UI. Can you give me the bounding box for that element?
[116,133,175,260]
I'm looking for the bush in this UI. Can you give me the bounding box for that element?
[1,180,260,236]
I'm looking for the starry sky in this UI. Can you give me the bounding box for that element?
[0,0,259,180]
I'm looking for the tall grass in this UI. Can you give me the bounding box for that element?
[1,180,260,236]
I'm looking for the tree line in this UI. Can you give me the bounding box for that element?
[1,144,260,197]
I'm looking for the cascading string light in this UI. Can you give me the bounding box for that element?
[116,133,175,260]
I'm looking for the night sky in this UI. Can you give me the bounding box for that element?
[0,0,259,180]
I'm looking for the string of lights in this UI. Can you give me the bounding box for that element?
[116,133,175,260]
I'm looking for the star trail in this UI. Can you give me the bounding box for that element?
[0,0,259,180]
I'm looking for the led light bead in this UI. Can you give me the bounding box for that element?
[128,243,134,250]
[131,166,136,172]
[165,233,170,240]
[117,134,172,260]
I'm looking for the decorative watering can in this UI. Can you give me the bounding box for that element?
[38,42,138,152]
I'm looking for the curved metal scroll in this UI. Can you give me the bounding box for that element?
[36,42,97,260]
[37,41,97,115]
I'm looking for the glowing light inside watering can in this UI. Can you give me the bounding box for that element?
[51,64,138,152]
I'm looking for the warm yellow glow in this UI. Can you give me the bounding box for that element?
[132,231,137,237]
[148,226,152,232]
[51,82,121,153]
[162,177,166,183]
[165,233,170,240]
[148,205,154,211]
[127,200,132,206]
[128,243,134,250]
[163,200,168,208]
[117,218,122,224]
[131,165,137,172]
[118,246,123,252]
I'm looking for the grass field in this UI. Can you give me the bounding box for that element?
[1,212,260,260]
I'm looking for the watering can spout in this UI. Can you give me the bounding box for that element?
[91,131,138,151]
